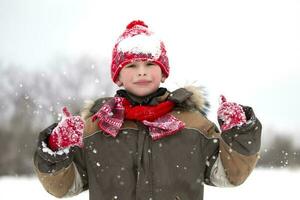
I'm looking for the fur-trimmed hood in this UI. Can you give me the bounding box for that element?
[177,85,210,116]
[184,85,209,112]
[80,86,210,120]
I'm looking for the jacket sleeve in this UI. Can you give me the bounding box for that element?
[33,123,88,198]
[204,106,262,187]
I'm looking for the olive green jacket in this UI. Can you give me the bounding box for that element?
[34,87,261,200]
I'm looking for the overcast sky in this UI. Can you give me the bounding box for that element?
[0,0,299,140]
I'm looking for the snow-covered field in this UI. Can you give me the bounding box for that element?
[0,168,299,199]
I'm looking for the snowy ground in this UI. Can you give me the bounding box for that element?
[0,168,299,199]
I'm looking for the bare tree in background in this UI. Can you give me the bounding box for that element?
[0,56,113,176]
[258,131,300,169]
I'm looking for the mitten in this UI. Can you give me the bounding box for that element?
[48,107,84,151]
[217,95,247,131]
[35,123,79,173]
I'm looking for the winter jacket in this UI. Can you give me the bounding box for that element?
[33,87,262,200]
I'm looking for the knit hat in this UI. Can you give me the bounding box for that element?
[111,20,170,83]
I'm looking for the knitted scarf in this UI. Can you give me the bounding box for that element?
[91,97,185,140]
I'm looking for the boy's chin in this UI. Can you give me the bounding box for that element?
[127,88,159,97]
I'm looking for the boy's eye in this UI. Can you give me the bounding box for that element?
[146,62,155,66]
[126,64,136,68]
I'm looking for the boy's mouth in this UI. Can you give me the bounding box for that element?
[134,80,152,85]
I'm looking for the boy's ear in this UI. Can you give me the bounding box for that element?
[161,76,166,83]
[115,79,123,87]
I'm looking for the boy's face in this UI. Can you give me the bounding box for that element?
[116,61,166,97]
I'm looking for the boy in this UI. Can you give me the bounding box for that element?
[34,20,261,200]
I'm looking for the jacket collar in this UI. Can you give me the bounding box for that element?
[116,87,168,106]
[82,85,210,120]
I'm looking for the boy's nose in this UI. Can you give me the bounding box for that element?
[137,66,147,76]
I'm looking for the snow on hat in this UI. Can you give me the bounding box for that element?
[111,20,170,83]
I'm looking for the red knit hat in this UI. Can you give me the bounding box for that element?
[111,20,170,83]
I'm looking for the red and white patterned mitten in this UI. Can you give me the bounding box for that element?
[217,95,247,131]
[48,107,84,151]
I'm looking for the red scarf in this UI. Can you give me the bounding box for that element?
[92,97,185,140]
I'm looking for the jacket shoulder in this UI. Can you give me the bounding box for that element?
[80,97,112,120]
[80,97,113,138]
[172,110,219,138]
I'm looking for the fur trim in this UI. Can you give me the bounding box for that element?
[184,85,210,115]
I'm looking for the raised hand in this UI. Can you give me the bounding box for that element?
[48,107,84,151]
[217,95,247,131]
